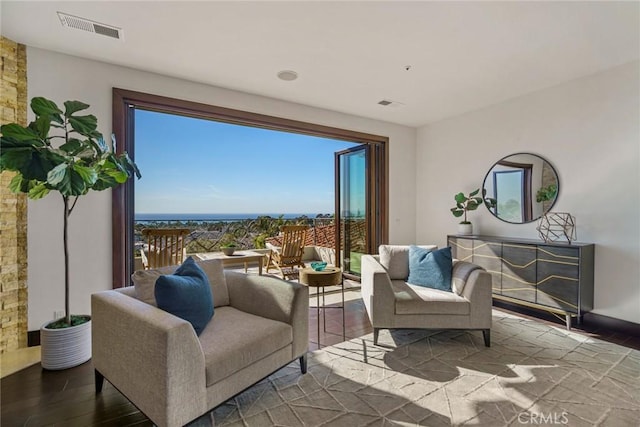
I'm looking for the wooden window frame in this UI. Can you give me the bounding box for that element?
[112,88,388,288]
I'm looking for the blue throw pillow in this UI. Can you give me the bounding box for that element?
[407,246,453,292]
[155,256,214,335]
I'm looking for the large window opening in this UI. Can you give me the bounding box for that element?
[112,89,388,287]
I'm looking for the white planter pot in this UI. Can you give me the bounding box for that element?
[458,223,473,235]
[41,316,92,370]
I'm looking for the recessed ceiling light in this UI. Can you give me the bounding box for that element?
[277,70,298,81]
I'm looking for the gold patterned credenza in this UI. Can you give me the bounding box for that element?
[448,235,594,329]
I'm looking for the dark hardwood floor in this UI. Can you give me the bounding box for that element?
[2,295,638,427]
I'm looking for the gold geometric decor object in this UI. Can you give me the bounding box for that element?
[536,212,577,243]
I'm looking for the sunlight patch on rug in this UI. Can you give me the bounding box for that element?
[213,310,640,426]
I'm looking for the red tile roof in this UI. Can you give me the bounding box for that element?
[266,224,336,248]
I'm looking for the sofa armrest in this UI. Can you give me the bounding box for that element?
[361,254,396,327]
[92,291,206,427]
[225,271,309,358]
[452,261,493,329]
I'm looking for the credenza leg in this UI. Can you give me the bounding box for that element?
[565,314,572,330]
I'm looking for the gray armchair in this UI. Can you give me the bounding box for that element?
[92,259,308,427]
[361,245,492,346]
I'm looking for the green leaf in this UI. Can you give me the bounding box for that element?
[454,193,466,204]
[59,139,84,154]
[73,164,98,185]
[47,163,68,186]
[28,183,50,199]
[68,115,98,136]
[117,152,141,179]
[105,154,126,173]
[0,135,43,149]
[30,115,51,140]
[467,201,479,211]
[0,123,40,142]
[451,208,464,218]
[0,148,32,172]
[30,97,63,123]
[76,147,97,159]
[8,174,24,193]
[38,150,69,178]
[107,169,129,184]
[96,135,109,152]
[68,168,88,195]
[64,100,90,117]
[469,188,480,197]
[100,155,130,182]
[91,174,119,191]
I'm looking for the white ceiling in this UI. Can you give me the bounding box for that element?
[1,1,638,127]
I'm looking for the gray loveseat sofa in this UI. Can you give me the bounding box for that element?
[361,245,492,346]
[92,259,308,427]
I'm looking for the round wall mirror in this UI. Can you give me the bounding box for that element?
[482,153,559,224]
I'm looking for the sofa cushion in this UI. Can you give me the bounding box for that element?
[198,306,292,386]
[407,246,453,292]
[132,258,229,307]
[379,244,438,280]
[391,280,470,315]
[155,257,213,335]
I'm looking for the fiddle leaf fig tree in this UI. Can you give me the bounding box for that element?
[451,188,497,224]
[0,97,141,327]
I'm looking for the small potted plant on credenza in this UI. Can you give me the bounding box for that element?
[450,188,496,235]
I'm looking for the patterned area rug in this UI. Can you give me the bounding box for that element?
[213,310,639,426]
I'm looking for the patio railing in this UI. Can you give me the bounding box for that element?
[134,215,336,255]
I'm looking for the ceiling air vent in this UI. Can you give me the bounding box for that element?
[57,12,123,40]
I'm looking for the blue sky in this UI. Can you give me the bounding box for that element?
[134,109,360,214]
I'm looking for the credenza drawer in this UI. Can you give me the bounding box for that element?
[448,235,594,327]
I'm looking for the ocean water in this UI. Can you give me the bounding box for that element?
[135,213,324,222]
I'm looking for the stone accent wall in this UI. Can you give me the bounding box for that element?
[0,36,28,352]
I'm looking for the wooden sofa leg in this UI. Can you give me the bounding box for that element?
[373,328,380,345]
[482,329,491,347]
[95,370,104,393]
[299,353,308,374]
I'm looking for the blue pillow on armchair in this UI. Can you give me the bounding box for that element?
[407,245,453,292]
[155,256,214,335]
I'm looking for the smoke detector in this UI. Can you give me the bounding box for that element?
[57,12,123,40]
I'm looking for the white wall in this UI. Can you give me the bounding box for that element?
[416,61,640,324]
[26,47,417,330]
